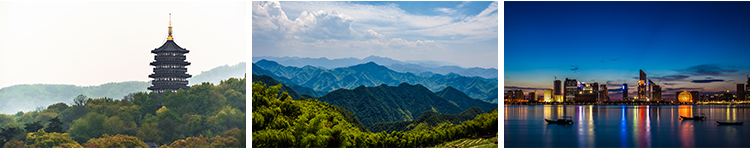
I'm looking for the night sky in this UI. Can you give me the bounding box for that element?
[504,1,750,101]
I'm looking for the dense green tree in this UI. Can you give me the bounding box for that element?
[24,121,44,133]
[67,112,107,143]
[25,129,82,148]
[0,127,23,147]
[45,116,64,133]
[83,134,148,148]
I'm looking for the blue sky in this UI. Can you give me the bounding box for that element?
[505,1,750,100]
[252,1,498,69]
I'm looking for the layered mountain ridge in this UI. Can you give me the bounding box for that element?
[252,60,498,103]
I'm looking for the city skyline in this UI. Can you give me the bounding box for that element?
[505,1,750,100]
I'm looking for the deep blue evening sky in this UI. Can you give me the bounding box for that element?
[505,1,750,100]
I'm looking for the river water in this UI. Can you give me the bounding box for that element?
[504,105,750,148]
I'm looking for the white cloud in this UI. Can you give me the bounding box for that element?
[435,7,457,14]
[252,1,498,68]
[457,1,471,8]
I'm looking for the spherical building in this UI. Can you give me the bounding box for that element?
[678,91,692,103]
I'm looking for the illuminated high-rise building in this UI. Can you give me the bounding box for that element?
[564,78,578,102]
[653,85,661,101]
[554,80,562,96]
[515,90,524,101]
[637,70,647,101]
[544,89,553,102]
[554,79,563,102]
[691,91,699,103]
[737,84,745,101]
[622,83,628,101]
[600,85,609,102]
[529,91,537,102]
[507,91,514,101]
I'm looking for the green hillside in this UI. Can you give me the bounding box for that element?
[368,107,486,133]
[0,77,246,148]
[318,83,464,127]
[432,136,498,148]
[252,80,499,148]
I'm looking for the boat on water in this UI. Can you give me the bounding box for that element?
[716,121,744,125]
[680,113,706,120]
[544,116,573,125]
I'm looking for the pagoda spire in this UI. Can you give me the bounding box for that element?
[167,13,173,40]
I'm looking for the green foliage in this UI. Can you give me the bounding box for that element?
[23,121,44,133]
[83,134,148,148]
[67,112,107,143]
[317,83,464,127]
[168,134,209,148]
[368,107,486,133]
[252,81,499,148]
[25,129,82,148]
[44,116,64,133]
[3,140,26,148]
[0,77,246,148]
[0,127,23,147]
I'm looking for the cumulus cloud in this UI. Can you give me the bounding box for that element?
[252,1,443,49]
[435,7,457,14]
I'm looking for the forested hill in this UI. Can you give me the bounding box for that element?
[0,81,151,114]
[318,83,464,127]
[368,107,486,133]
[253,60,498,103]
[0,62,246,114]
[252,80,498,147]
[435,86,498,112]
[188,62,246,86]
[0,77,246,148]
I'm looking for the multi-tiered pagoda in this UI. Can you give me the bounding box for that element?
[148,14,191,93]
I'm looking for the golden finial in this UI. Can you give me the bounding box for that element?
[167,13,173,40]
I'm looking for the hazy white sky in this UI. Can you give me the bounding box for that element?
[0,1,246,89]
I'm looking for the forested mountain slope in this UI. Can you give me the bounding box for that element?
[253,60,498,102]
[317,83,464,127]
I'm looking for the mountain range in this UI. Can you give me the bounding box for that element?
[252,55,497,79]
[252,60,498,103]
[0,62,246,114]
[316,82,497,127]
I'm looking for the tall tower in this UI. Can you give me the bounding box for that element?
[737,84,745,101]
[554,80,562,102]
[564,78,578,102]
[622,83,628,101]
[637,70,647,101]
[148,13,192,93]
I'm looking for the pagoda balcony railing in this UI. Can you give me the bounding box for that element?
[151,80,189,85]
[150,61,191,66]
[154,55,186,61]
[153,68,187,73]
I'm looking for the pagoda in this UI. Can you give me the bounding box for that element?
[147,13,192,93]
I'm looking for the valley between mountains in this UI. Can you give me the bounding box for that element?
[251,59,499,147]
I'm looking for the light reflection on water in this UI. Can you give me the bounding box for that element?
[505,105,750,148]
